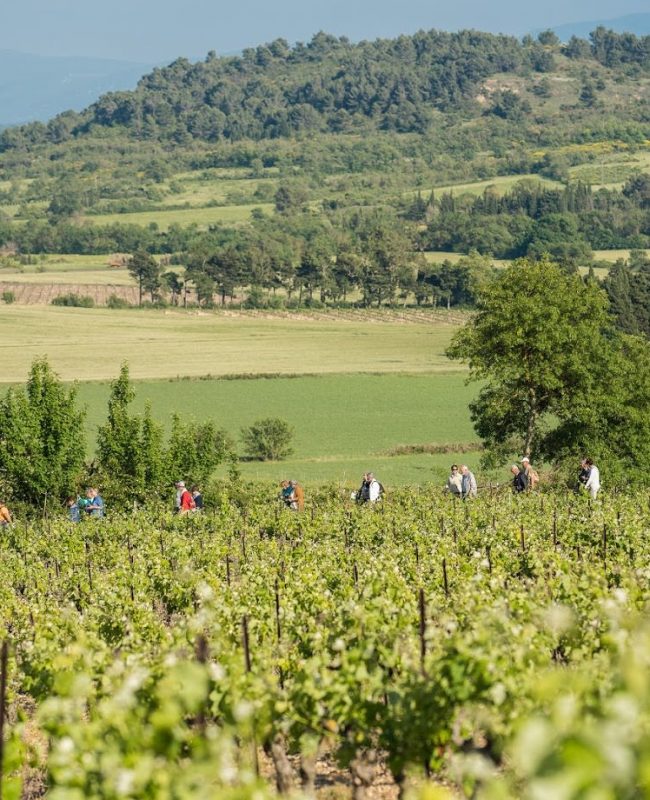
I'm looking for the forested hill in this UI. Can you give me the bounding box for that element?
[2,26,650,149]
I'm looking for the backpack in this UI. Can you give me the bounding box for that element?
[527,468,539,489]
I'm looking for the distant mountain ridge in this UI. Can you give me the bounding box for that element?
[543,12,650,41]
[0,50,156,126]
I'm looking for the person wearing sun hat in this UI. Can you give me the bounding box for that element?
[521,456,539,490]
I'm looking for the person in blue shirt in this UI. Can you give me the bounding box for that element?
[84,487,105,518]
[66,495,81,523]
[191,485,203,510]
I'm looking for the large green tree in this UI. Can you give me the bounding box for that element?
[0,358,85,504]
[446,259,609,463]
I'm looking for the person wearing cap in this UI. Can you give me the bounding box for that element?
[445,464,463,497]
[175,481,195,514]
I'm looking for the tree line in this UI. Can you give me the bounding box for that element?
[414,176,650,265]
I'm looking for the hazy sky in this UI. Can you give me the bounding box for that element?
[3,0,648,62]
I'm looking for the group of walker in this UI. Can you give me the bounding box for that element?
[445,457,600,499]
[0,456,603,527]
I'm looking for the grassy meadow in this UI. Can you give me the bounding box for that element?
[86,202,275,230]
[0,306,464,382]
[76,372,480,485]
[0,305,481,484]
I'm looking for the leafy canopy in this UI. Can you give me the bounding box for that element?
[448,258,650,479]
[0,357,85,504]
[447,259,608,464]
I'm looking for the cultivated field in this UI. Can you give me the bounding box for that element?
[407,173,563,198]
[0,306,465,382]
[0,307,477,484]
[86,202,275,230]
[5,491,650,798]
[0,280,139,304]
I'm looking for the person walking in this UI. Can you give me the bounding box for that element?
[66,495,81,523]
[0,499,12,528]
[191,485,203,511]
[445,464,463,498]
[174,481,195,515]
[280,480,295,509]
[583,458,600,499]
[290,480,305,512]
[460,465,477,499]
[521,456,539,490]
[84,487,105,518]
[511,465,528,494]
[357,472,382,504]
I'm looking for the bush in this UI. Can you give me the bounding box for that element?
[240,417,294,461]
[243,286,267,309]
[51,293,95,308]
[267,295,286,310]
[106,294,131,309]
[2,291,15,304]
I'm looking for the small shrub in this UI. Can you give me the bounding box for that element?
[51,294,95,308]
[106,294,131,309]
[267,295,286,310]
[2,291,15,304]
[243,286,267,309]
[240,417,294,461]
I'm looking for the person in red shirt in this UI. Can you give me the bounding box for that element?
[174,481,195,514]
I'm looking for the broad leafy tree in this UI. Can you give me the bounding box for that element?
[447,259,609,463]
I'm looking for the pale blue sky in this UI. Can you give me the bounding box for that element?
[4,0,648,62]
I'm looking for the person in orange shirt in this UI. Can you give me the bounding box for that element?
[290,480,304,512]
[0,500,12,527]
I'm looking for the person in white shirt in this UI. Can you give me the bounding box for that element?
[583,458,600,499]
[358,472,382,503]
[445,464,463,497]
[460,465,477,499]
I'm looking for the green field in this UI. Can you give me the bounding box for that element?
[0,306,480,484]
[159,176,277,207]
[87,202,275,230]
[77,372,480,485]
[0,306,464,382]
